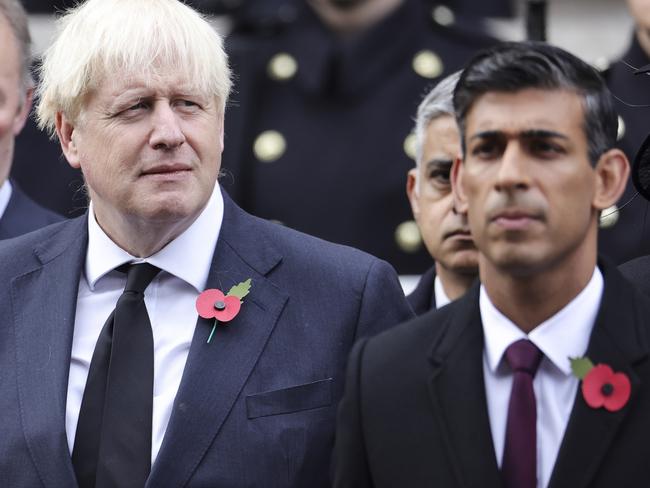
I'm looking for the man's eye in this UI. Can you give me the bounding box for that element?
[176,99,199,108]
[529,140,563,157]
[428,169,451,184]
[471,142,500,159]
[127,101,148,111]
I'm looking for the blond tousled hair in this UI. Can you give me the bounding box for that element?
[36,0,232,138]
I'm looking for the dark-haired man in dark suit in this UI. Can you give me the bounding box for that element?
[334,41,650,488]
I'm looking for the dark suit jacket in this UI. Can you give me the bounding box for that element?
[334,261,650,487]
[620,256,650,297]
[0,191,413,487]
[407,265,436,314]
[0,182,62,239]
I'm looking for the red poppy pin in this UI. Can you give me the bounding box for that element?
[570,357,631,412]
[196,278,252,343]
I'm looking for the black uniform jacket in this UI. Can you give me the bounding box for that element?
[222,0,495,274]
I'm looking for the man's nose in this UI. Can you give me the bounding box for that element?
[149,103,186,150]
[495,142,531,192]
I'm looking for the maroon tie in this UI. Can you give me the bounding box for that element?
[501,339,543,488]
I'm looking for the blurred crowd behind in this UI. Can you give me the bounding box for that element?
[9,0,647,283]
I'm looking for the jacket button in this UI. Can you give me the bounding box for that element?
[254,131,287,162]
[395,220,422,253]
[412,50,443,79]
[268,52,298,81]
[599,204,619,229]
[432,5,455,26]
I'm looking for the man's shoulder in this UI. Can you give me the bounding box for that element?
[0,217,83,276]
[225,203,390,278]
[0,183,64,239]
[618,255,650,297]
[361,292,465,366]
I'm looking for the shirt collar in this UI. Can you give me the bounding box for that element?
[85,183,224,292]
[434,275,451,308]
[481,266,603,376]
[0,179,13,220]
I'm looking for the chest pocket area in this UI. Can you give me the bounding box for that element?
[246,378,333,419]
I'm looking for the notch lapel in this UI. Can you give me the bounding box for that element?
[11,217,87,487]
[427,285,504,488]
[548,265,647,488]
[148,196,289,487]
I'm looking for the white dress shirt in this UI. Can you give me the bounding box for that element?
[480,266,603,488]
[434,275,451,309]
[0,179,13,220]
[65,184,224,465]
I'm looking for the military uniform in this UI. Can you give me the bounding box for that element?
[222,0,495,274]
[600,34,650,264]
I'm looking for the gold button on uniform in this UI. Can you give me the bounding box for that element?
[404,133,417,160]
[432,5,455,26]
[592,56,610,73]
[412,50,443,79]
[617,115,625,141]
[268,52,298,81]
[254,131,287,162]
[599,204,619,229]
[395,220,422,253]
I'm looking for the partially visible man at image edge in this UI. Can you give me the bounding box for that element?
[0,1,413,486]
[0,0,61,239]
[406,71,478,314]
[333,41,650,488]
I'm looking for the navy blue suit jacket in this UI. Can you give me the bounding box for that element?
[0,191,413,487]
[0,182,62,239]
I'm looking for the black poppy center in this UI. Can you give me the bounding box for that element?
[601,383,614,396]
[214,300,226,311]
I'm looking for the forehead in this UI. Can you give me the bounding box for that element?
[465,88,585,136]
[88,68,210,106]
[0,13,21,78]
[423,116,460,154]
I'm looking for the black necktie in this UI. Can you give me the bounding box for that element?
[73,263,161,488]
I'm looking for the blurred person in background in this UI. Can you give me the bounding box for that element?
[406,71,478,314]
[222,0,496,275]
[596,0,650,264]
[0,0,60,238]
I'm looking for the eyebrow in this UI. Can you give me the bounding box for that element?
[469,129,570,142]
[424,158,454,169]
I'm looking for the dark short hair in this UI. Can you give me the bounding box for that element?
[453,41,617,165]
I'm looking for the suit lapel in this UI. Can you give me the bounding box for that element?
[11,217,87,487]
[148,195,289,487]
[549,264,647,488]
[427,285,504,488]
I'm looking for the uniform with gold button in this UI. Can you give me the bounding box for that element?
[600,33,650,264]
[222,0,495,274]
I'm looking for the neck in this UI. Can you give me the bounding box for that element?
[308,0,404,38]
[93,211,198,258]
[436,264,476,301]
[480,242,597,334]
[637,27,650,59]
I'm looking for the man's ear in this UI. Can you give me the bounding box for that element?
[592,148,629,211]
[55,112,81,169]
[406,168,420,217]
[12,87,33,136]
[451,156,468,214]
